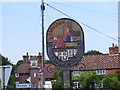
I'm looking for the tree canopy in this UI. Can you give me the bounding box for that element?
[0,54,13,65]
[52,71,62,89]
[84,50,103,55]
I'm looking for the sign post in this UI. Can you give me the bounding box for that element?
[62,70,72,88]
[41,0,45,88]
[46,18,84,88]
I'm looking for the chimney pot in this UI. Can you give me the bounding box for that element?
[115,44,117,47]
[109,43,118,55]
[27,52,28,56]
[112,43,114,47]
[39,52,40,55]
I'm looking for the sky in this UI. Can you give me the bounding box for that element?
[0,0,119,64]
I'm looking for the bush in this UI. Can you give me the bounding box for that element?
[102,75,120,88]
[52,71,62,88]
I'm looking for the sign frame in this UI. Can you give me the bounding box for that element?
[46,18,84,70]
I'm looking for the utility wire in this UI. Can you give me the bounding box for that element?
[45,2,119,42]
[45,3,72,18]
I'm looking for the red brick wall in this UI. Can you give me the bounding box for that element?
[105,69,119,76]
[30,69,40,88]
[19,74,29,83]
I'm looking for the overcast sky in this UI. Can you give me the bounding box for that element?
[1,0,119,64]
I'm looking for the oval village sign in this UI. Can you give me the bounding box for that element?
[46,18,84,70]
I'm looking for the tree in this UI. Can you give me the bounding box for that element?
[44,60,52,64]
[0,54,13,65]
[0,54,15,88]
[84,50,103,55]
[16,60,23,67]
[102,75,120,88]
[72,71,104,88]
[52,71,62,89]
[7,74,15,88]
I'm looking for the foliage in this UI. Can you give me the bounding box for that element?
[0,54,15,88]
[79,71,101,88]
[44,60,52,64]
[7,74,15,88]
[52,71,62,88]
[0,54,13,65]
[72,70,120,89]
[72,75,80,82]
[16,60,23,67]
[72,71,104,88]
[116,71,120,81]
[102,75,120,88]
[84,50,103,55]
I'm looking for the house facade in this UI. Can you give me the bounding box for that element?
[15,53,55,89]
[72,43,120,76]
[15,43,120,89]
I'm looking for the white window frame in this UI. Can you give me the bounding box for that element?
[96,70,106,75]
[30,60,38,67]
[15,81,19,84]
[34,73,36,77]
[73,71,80,76]
[15,73,19,77]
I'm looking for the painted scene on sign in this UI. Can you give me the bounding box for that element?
[47,19,83,61]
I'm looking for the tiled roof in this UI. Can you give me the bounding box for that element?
[44,64,55,79]
[71,54,120,71]
[16,54,120,79]
[16,63,55,78]
[16,63,30,73]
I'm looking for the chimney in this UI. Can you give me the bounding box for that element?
[37,52,42,63]
[23,52,29,63]
[109,43,119,55]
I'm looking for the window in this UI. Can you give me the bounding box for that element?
[96,70,106,75]
[15,73,19,77]
[63,52,67,55]
[15,81,19,84]
[30,60,38,67]
[53,37,57,40]
[98,81,103,88]
[34,73,36,77]
[73,71,80,75]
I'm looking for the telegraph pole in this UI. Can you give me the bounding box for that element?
[41,0,45,88]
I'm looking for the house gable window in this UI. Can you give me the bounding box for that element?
[34,73,36,77]
[96,70,106,75]
[15,73,19,77]
[30,60,38,67]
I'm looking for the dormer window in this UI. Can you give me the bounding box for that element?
[30,60,38,67]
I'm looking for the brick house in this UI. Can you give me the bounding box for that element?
[72,43,120,76]
[15,53,55,89]
[15,43,120,89]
